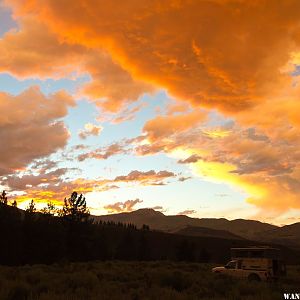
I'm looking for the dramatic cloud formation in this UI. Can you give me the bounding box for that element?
[1,0,300,219]
[0,15,153,111]
[6,0,300,113]
[139,123,300,213]
[0,17,85,77]
[0,87,74,175]
[104,198,143,213]
[82,52,154,112]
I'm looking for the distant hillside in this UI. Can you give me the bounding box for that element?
[173,226,245,240]
[256,222,300,249]
[93,209,300,249]
[93,209,278,240]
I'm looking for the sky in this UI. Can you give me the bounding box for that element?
[0,0,300,225]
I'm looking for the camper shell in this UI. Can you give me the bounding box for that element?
[212,246,286,281]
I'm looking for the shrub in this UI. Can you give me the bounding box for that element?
[7,281,31,300]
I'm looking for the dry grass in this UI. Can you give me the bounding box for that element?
[0,261,299,300]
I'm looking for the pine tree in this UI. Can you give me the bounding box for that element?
[61,191,90,222]
[41,202,56,216]
[142,224,150,231]
[0,190,8,205]
[26,200,36,213]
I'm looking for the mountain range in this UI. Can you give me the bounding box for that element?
[93,209,300,249]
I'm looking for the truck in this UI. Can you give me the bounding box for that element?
[212,247,286,281]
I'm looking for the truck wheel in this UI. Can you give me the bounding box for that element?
[248,273,261,282]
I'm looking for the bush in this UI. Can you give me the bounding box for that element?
[0,262,299,299]
[7,281,31,300]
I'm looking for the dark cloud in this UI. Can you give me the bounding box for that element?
[178,154,202,164]
[178,176,192,182]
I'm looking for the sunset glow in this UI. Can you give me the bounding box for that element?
[1,0,300,225]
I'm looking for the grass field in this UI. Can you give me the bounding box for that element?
[0,261,299,300]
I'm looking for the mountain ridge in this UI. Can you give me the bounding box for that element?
[93,208,300,248]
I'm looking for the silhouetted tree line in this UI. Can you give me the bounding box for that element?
[0,191,299,266]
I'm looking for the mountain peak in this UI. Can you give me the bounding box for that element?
[133,208,165,217]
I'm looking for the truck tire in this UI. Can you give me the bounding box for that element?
[248,273,261,282]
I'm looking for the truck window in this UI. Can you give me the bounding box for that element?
[226,261,237,269]
[237,260,242,269]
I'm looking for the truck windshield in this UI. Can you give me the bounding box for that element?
[226,261,236,269]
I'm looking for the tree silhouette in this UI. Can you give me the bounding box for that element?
[176,239,195,262]
[61,191,90,222]
[41,202,56,216]
[26,200,36,213]
[142,224,150,231]
[11,200,17,208]
[199,247,211,262]
[0,190,8,205]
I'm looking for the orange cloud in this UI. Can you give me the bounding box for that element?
[82,52,154,112]
[178,154,202,164]
[78,143,126,161]
[104,198,143,213]
[12,177,118,207]
[144,110,207,141]
[170,128,300,213]
[0,87,74,175]
[0,17,85,78]
[131,115,300,214]
[2,0,300,216]
[14,184,88,207]
[0,15,153,111]
[4,1,300,126]
[111,102,148,124]
[6,0,300,112]
[114,170,175,186]
[5,167,177,207]
[78,123,103,139]
[2,168,68,190]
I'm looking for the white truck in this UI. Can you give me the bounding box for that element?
[212,247,286,281]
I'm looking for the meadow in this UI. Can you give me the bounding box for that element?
[0,261,299,300]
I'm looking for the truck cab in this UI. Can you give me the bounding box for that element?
[212,247,286,281]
